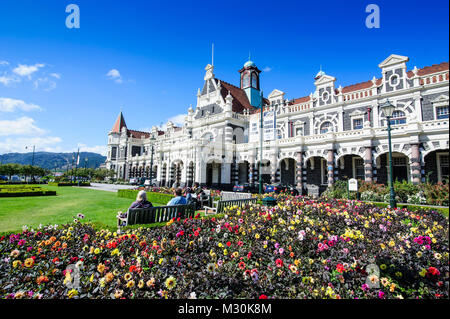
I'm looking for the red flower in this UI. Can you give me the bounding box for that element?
[238,262,246,270]
[226,241,232,247]
[275,258,283,268]
[428,267,440,276]
[259,294,268,299]
[129,265,137,273]
[336,264,345,273]
[194,231,199,237]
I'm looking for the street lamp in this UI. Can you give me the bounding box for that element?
[149,136,156,187]
[379,99,397,208]
[259,91,264,195]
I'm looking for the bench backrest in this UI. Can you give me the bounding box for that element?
[221,191,252,201]
[217,198,258,214]
[127,204,195,226]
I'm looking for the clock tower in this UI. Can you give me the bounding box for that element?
[239,58,262,108]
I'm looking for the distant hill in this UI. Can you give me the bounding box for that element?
[0,152,106,170]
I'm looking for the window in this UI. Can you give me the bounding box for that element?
[390,110,406,125]
[251,73,258,88]
[320,121,333,134]
[393,157,407,166]
[436,106,449,119]
[438,153,449,182]
[243,73,250,88]
[111,147,117,160]
[322,91,329,103]
[353,118,363,130]
[389,74,400,87]
[353,158,365,179]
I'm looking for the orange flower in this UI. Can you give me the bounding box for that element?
[289,252,295,258]
[49,236,57,243]
[36,275,49,284]
[97,263,106,274]
[24,258,34,268]
[62,242,68,249]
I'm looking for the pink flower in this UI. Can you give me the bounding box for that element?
[378,291,385,299]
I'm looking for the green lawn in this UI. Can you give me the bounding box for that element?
[0,185,165,234]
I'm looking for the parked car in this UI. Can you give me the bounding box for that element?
[0,175,7,181]
[233,183,259,193]
[129,178,138,185]
[144,179,156,187]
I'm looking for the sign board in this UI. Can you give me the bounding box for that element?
[263,111,276,141]
[307,184,320,197]
[348,178,358,191]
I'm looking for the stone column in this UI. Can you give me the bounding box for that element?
[296,152,303,191]
[410,143,421,185]
[271,153,278,184]
[364,147,373,182]
[327,149,335,187]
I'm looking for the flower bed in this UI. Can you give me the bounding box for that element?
[0,185,56,197]
[0,199,448,299]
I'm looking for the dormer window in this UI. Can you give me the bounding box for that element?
[390,110,406,125]
[436,105,449,119]
[322,91,330,103]
[389,74,400,87]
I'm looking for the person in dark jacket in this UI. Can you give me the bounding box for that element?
[129,190,153,209]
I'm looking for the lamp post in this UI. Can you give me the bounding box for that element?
[149,137,156,187]
[380,99,397,208]
[259,91,264,195]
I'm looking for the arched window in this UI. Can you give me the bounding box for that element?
[251,72,258,88]
[243,73,250,88]
[390,110,406,125]
[320,121,333,134]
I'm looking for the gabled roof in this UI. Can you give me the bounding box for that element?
[111,112,127,133]
[407,62,449,77]
[216,79,257,113]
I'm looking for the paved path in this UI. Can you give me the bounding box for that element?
[81,183,136,192]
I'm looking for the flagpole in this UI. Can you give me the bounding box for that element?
[75,148,80,186]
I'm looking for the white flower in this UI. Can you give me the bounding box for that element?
[188,292,197,299]
[22,225,28,231]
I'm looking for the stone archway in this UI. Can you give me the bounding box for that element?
[337,154,365,181]
[279,158,296,185]
[376,152,410,184]
[424,149,449,183]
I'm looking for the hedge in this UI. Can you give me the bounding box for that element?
[48,182,91,187]
[367,201,449,217]
[117,189,174,204]
[0,185,56,197]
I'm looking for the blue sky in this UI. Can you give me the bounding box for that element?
[0,0,448,155]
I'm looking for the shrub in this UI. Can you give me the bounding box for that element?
[421,182,449,206]
[0,185,56,197]
[117,189,174,204]
[360,190,383,202]
[407,192,427,205]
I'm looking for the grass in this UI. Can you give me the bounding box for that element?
[0,185,166,234]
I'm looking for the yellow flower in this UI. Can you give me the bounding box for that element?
[97,263,106,274]
[111,248,120,256]
[105,272,114,283]
[380,277,389,287]
[94,248,101,254]
[126,280,135,288]
[434,253,442,260]
[232,251,239,258]
[389,283,396,292]
[138,280,144,289]
[218,243,223,248]
[67,289,78,299]
[165,276,177,290]
[294,259,300,266]
[12,260,22,268]
[416,251,422,258]
[255,234,260,239]
[89,273,94,282]
[419,269,427,277]
[114,289,124,298]
[223,249,228,256]
[380,264,387,270]
[124,273,132,281]
[159,258,164,265]
[388,240,395,247]
[146,278,155,288]
[380,243,386,250]
[24,258,34,268]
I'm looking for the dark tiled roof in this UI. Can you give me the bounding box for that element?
[127,130,151,139]
[216,79,256,113]
[407,61,449,77]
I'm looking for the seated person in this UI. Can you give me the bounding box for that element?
[129,190,153,209]
[185,187,197,206]
[167,188,187,206]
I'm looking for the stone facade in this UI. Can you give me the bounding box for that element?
[105,54,449,192]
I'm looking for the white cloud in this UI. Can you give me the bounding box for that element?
[13,63,45,78]
[106,69,123,83]
[0,117,47,136]
[168,114,186,126]
[0,97,42,112]
[0,60,9,66]
[0,74,20,86]
[50,73,61,79]
[33,77,57,91]
[263,66,272,72]
[0,136,62,154]
[75,143,108,156]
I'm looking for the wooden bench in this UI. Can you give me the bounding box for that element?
[117,204,195,231]
[204,197,257,215]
